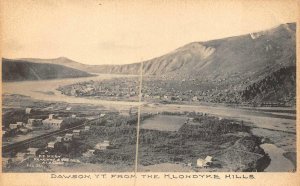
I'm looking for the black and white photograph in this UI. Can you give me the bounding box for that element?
[1,0,298,178]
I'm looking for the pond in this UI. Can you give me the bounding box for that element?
[140,115,187,131]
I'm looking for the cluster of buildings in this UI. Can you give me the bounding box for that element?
[141,80,228,103]
[57,79,139,98]
[46,128,86,153]
[6,126,91,166]
[6,125,113,167]
[3,113,67,138]
[3,118,45,138]
[4,105,85,138]
[82,140,111,158]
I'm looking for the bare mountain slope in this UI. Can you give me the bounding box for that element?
[16,23,296,81]
[2,59,94,82]
[90,23,296,82]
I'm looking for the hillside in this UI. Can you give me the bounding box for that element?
[2,59,94,82]
[17,23,296,80]
[240,66,296,105]
[18,57,102,74]
[89,23,296,81]
[19,57,140,74]
[97,23,296,105]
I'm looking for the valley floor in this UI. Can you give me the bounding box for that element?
[2,75,296,172]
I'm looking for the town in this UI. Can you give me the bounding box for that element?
[2,97,270,172]
[57,78,140,102]
[56,76,294,107]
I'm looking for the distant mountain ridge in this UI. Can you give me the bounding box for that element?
[2,59,94,82]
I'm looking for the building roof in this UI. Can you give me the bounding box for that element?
[16,152,27,157]
[9,123,22,128]
[19,128,29,132]
[43,118,63,124]
[27,148,39,152]
[96,141,110,147]
[48,141,57,145]
[205,156,213,162]
[65,133,73,137]
[28,119,42,121]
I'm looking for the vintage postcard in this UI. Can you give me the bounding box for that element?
[0,0,299,185]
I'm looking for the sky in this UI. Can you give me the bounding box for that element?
[1,0,298,65]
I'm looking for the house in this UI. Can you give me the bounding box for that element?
[44,106,54,111]
[197,156,213,168]
[19,128,30,134]
[27,148,40,156]
[163,95,169,100]
[71,114,76,118]
[42,118,63,129]
[42,115,64,129]
[72,130,81,138]
[25,108,32,114]
[15,152,27,161]
[64,133,73,142]
[2,130,7,137]
[28,119,43,126]
[129,108,138,115]
[95,140,110,150]
[56,136,64,142]
[82,149,95,158]
[66,107,72,111]
[9,123,23,130]
[61,158,70,162]
[205,156,213,164]
[26,119,43,129]
[84,126,90,131]
[197,159,206,167]
[100,114,106,118]
[49,114,54,119]
[47,141,59,149]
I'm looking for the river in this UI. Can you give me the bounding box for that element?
[3,74,141,106]
[260,143,295,172]
[3,75,295,133]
